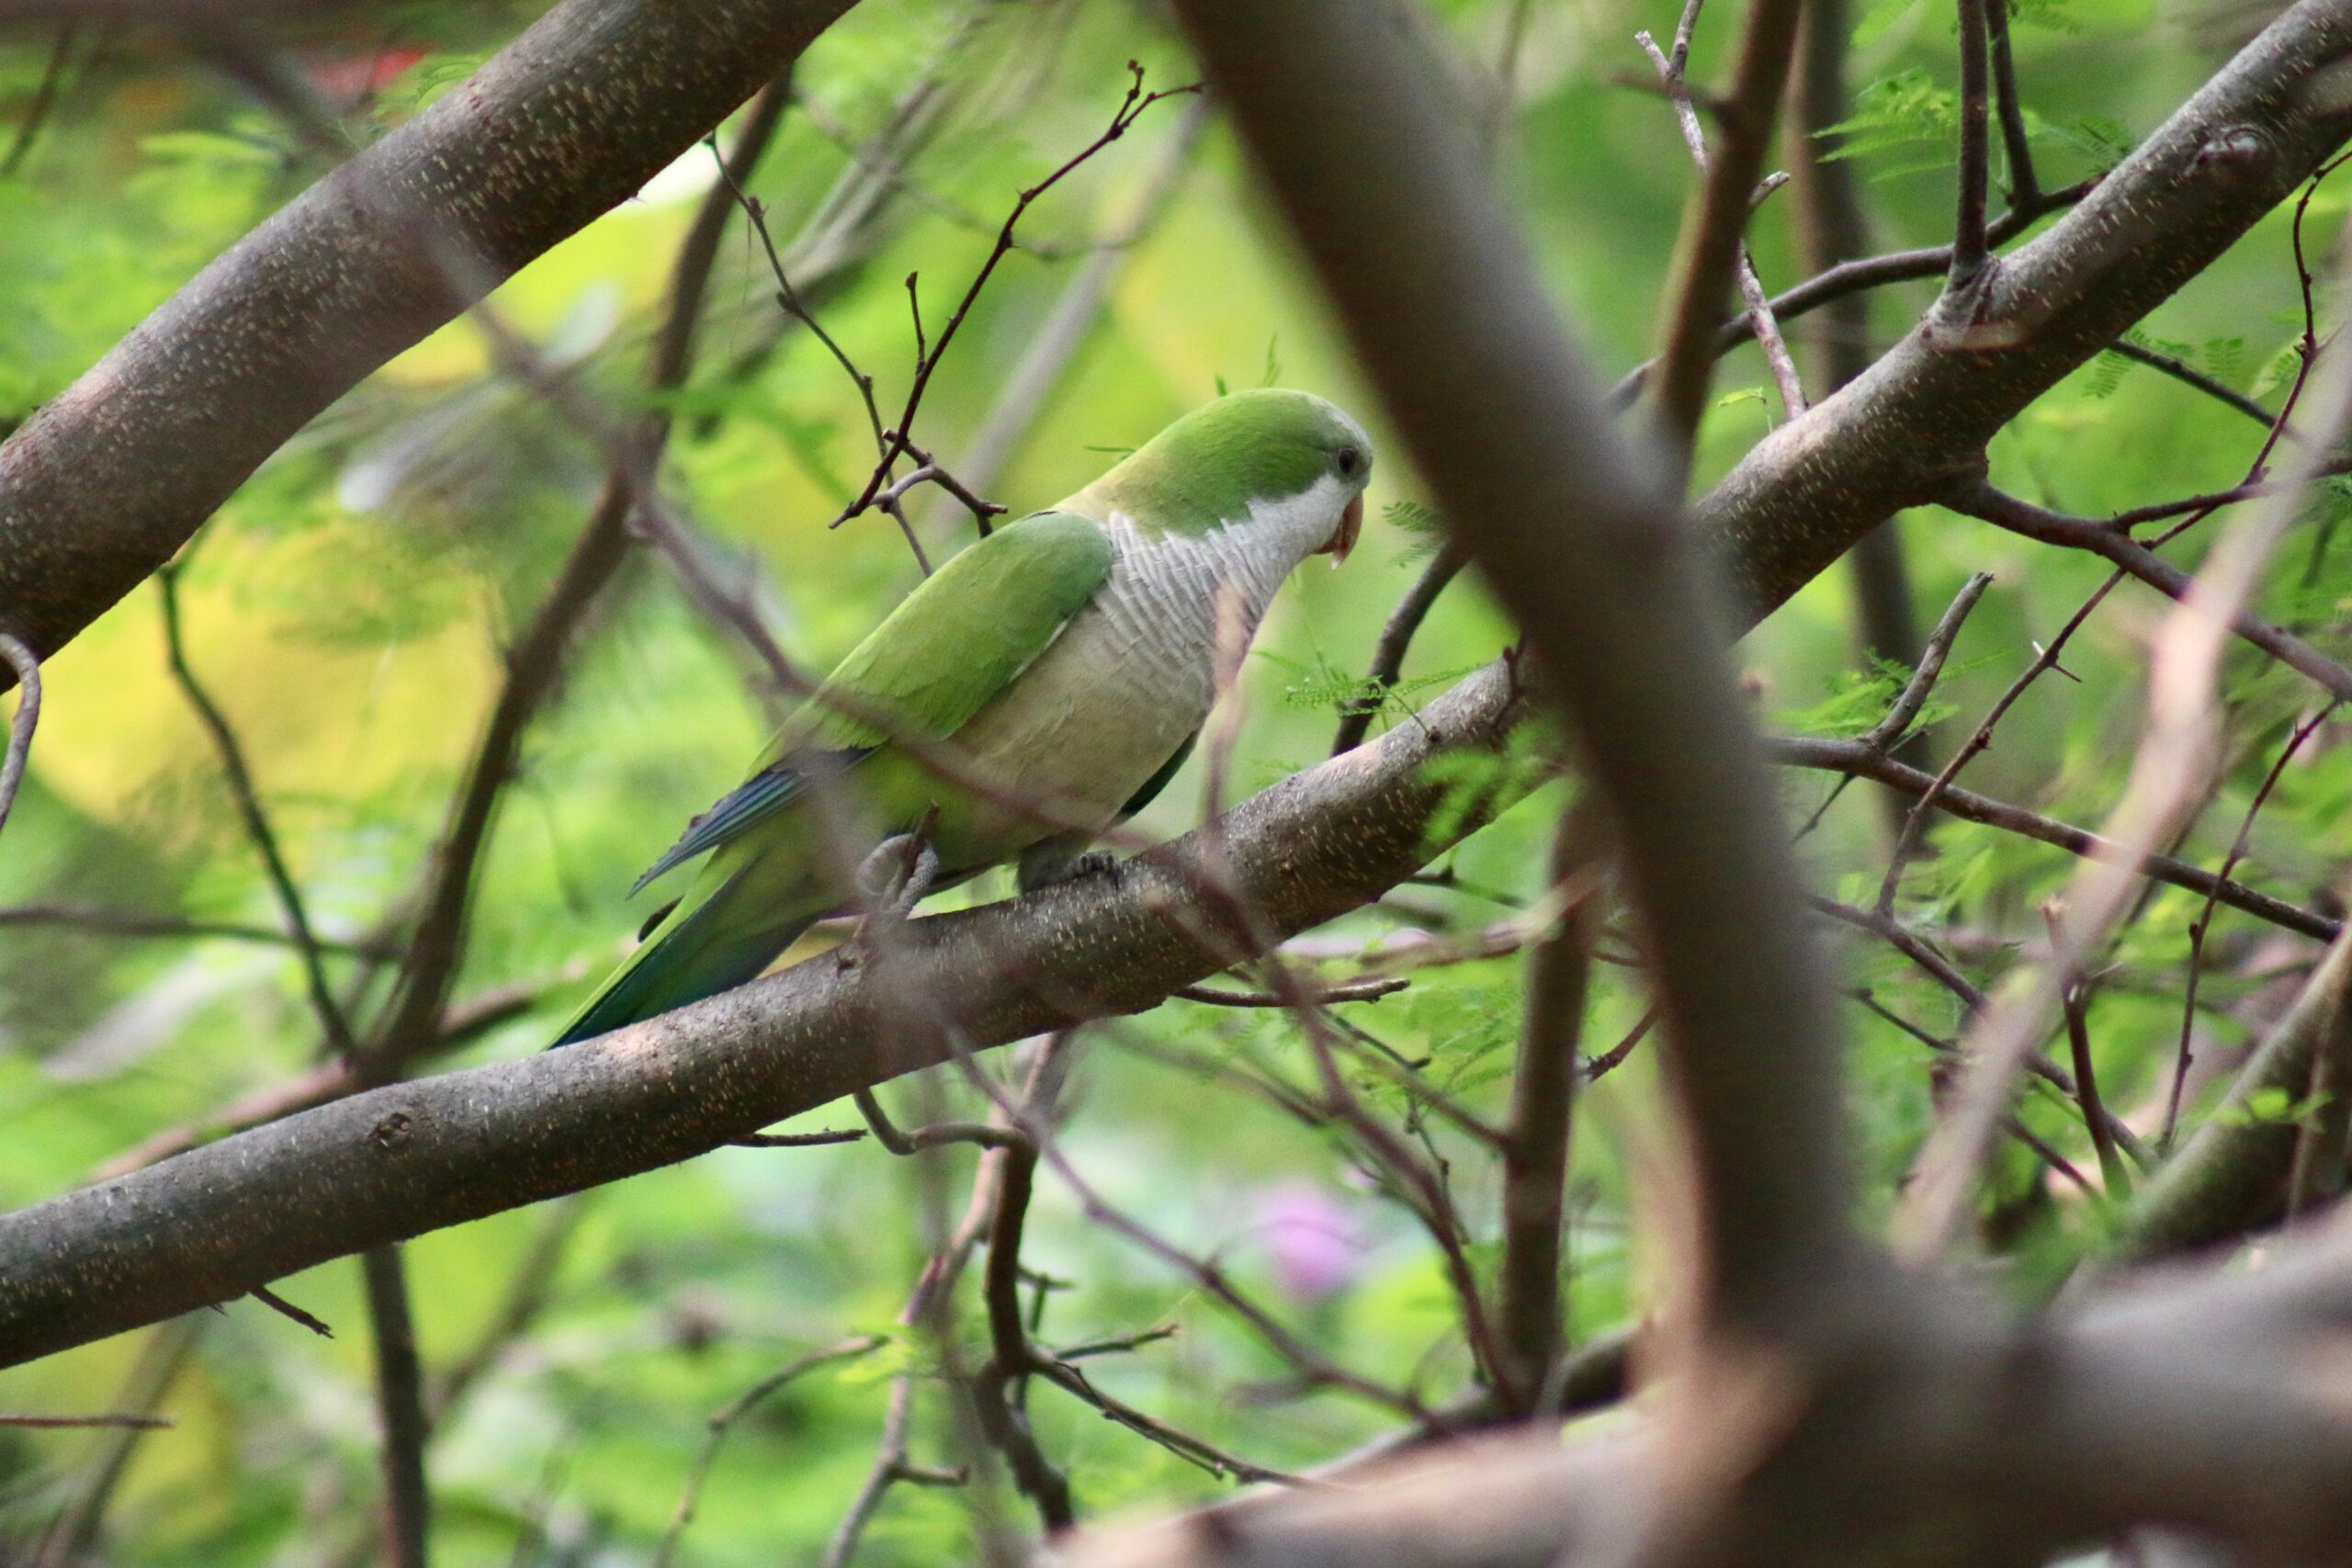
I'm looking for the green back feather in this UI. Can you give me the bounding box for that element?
[765,510,1115,763]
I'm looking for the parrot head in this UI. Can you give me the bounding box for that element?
[1081,387,1375,567]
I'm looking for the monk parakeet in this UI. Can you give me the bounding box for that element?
[553,389,1374,1046]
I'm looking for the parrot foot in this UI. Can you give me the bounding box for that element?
[838,830,941,970]
[1052,851,1122,886]
[1016,837,1121,893]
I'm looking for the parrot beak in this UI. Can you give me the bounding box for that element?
[1323,493,1363,568]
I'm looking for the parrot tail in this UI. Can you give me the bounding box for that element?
[549,866,816,1048]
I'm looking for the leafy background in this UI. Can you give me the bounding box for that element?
[3,0,2346,1562]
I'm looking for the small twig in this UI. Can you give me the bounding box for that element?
[1610,176,2099,406]
[155,565,356,1058]
[2107,337,2286,434]
[2,24,77,178]
[1984,0,2040,210]
[0,901,392,955]
[1333,545,1467,754]
[249,1283,334,1338]
[1642,0,1807,457]
[0,1412,173,1430]
[1054,1324,1179,1361]
[831,62,1201,530]
[1771,736,2337,943]
[654,1336,888,1568]
[728,1128,868,1148]
[1958,486,2352,702]
[2044,901,2131,1194]
[1860,571,1994,752]
[1950,0,1993,290]
[1171,977,1409,1007]
[0,633,42,845]
[2162,704,2336,1149]
[903,271,929,368]
[854,1087,1027,1154]
[1638,26,1806,419]
[1874,564,2126,916]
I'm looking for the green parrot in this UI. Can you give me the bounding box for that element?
[552,388,1374,1046]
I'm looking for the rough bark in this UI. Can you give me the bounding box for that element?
[0,666,1526,1366]
[0,0,855,677]
[1707,0,2352,617]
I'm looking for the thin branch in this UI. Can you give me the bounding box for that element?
[1985,0,2041,210]
[1770,737,2338,943]
[156,564,356,1059]
[2108,336,2285,433]
[654,1336,888,1568]
[2163,704,2337,1148]
[1332,545,1467,755]
[1170,977,1409,1007]
[1496,822,1587,1414]
[360,1246,429,1568]
[2045,901,2131,1194]
[1638,24,1807,419]
[0,632,40,845]
[0,902,392,955]
[1950,0,1993,289]
[1861,570,1994,752]
[1645,0,1810,458]
[1,23,77,178]
[1953,484,2352,703]
[831,63,1201,531]
[855,1087,1027,1154]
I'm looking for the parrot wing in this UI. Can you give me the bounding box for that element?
[629,510,1115,893]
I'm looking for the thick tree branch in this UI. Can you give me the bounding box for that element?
[0,0,856,685]
[1704,0,2352,620]
[1171,0,1877,1339]
[0,664,1528,1366]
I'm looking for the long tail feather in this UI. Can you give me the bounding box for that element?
[550,867,815,1047]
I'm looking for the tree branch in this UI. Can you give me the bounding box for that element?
[1704,0,2352,621]
[0,663,1530,1367]
[0,0,857,684]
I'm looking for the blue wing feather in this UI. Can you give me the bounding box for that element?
[628,748,872,895]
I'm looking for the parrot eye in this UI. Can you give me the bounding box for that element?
[1334,445,1363,478]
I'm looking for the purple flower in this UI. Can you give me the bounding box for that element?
[1252,1182,1363,1302]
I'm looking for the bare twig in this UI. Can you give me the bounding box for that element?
[831,62,1201,532]
[2162,704,2337,1148]
[1950,0,1994,289]
[654,1336,888,1568]
[0,632,40,845]
[1641,0,1809,457]
[1985,0,2040,210]
[1496,822,1587,1414]
[1954,485,2352,703]
[1772,736,2337,942]
[155,564,356,1058]
[1,24,77,178]
[855,1087,1027,1154]
[0,901,392,955]
[1333,545,1467,755]
[2044,901,2131,1194]
[249,1283,333,1337]
[1171,977,1409,1007]
[1637,25,1806,419]
[1860,571,1994,752]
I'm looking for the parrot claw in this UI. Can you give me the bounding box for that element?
[838,830,941,970]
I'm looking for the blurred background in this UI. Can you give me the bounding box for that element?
[1,0,2343,1561]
